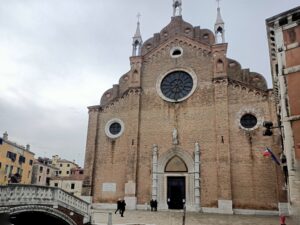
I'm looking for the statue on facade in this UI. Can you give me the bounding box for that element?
[173,128,178,145]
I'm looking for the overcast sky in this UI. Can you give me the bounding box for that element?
[0,0,298,167]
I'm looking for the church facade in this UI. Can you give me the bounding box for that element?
[83,1,287,214]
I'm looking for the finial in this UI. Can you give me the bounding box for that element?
[214,0,225,44]
[137,13,141,23]
[132,13,143,56]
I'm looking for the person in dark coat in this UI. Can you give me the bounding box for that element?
[150,199,154,211]
[115,199,121,214]
[120,199,126,217]
[153,200,158,211]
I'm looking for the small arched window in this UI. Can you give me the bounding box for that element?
[216,59,224,72]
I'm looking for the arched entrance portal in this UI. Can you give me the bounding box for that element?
[165,156,187,209]
[152,146,200,211]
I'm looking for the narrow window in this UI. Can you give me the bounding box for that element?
[71,183,75,190]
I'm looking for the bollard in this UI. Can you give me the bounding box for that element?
[108,212,112,225]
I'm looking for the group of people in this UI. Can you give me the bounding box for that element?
[115,199,126,217]
[115,199,158,217]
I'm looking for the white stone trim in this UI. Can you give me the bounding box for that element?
[233,208,279,216]
[284,65,300,75]
[156,148,196,211]
[218,200,233,214]
[278,202,289,215]
[236,107,264,131]
[170,46,183,58]
[156,68,198,103]
[286,42,299,50]
[104,118,125,139]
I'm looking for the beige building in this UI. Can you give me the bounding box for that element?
[31,158,59,186]
[83,2,287,214]
[50,168,84,197]
[51,155,79,177]
[266,6,300,224]
[0,132,35,185]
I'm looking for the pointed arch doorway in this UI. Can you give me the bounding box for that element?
[165,156,187,209]
[152,147,200,211]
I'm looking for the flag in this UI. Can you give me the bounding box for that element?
[265,147,281,166]
[263,149,271,157]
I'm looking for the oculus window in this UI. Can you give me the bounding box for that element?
[160,71,193,101]
[109,122,122,135]
[105,118,125,139]
[240,114,257,129]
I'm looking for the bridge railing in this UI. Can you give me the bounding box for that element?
[0,184,90,217]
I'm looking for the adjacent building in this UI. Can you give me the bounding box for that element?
[0,132,35,185]
[83,1,287,214]
[51,155,79,177]
[31,157,59,186]
[50,167,84,197]
[266,6,300,224]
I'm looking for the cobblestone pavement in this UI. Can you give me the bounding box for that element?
[92,210,289,225]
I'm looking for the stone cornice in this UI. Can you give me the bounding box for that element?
[101,87,142,112]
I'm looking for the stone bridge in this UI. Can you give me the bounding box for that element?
[0,184,91,225]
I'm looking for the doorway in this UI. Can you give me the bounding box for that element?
[167,176,186,209]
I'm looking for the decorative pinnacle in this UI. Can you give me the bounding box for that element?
[137,13,141,23]
[134,13,142,38]
[217,0,221,8]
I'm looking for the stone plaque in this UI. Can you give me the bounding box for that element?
[102,183,116,192]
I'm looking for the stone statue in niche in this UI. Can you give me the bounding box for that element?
[173,128,178,145]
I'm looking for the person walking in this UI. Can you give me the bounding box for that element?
[120,199,126,217]
[115,199,121,214]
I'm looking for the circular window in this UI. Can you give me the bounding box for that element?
[240,114,257,129]
[109,122,121,135]
[105,119,125,139]
[160,71,193,101]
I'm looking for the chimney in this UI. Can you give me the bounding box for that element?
[26,144,30,151]
[3,132,8,141]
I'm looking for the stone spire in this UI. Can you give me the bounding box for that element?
[132,13,143,56]
[173,0,182,17]
[214,0,225,44]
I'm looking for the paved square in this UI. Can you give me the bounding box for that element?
[92,210,288,225]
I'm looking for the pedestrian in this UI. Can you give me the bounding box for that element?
[153,200,158,211]
[280,215,286,225]
[150,199,154,211]
[115,199,121,214]
[120,199,126,217]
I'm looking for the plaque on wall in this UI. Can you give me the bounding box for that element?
[102,183,117,192]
